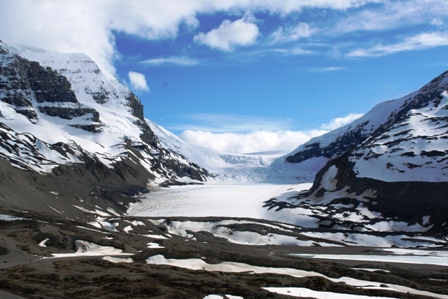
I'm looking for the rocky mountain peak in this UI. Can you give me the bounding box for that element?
[0,40,209,218]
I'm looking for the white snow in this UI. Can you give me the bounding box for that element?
[0,214,26,221]
[38,238,49,247]
[148,254,448,299]
[143,234,168,240]
[147,254,322,277]
[161,219,316,246]
[47,240,132,258]
[123,225,133,233]
[352,268,390,273]
[147,242,165,249]
[264,287,398,299]
[203,295,243,299]
[128,183,311,221]
[321,165,338,191]
[350,91,448,182]
[102,256,133,264]
[299,231,444,247]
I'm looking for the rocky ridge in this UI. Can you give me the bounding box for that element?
[273,70,448,233]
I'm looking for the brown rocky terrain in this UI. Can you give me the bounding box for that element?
[1,210,448,299]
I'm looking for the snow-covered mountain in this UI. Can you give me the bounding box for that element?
[269,91,411,181]
[268,70,448,233]
[0,39,208,218]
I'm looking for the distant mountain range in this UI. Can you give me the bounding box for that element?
[1,39,447,233]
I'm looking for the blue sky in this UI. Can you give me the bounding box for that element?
[1,1,448,154]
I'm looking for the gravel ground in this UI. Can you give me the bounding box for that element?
[1,212,447,299]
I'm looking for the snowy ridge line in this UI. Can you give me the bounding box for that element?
[350,90,448,182]
[0,39,207,183]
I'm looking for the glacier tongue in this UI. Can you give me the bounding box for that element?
[147,119,305,184]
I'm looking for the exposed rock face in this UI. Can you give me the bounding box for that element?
[0,48,101,131]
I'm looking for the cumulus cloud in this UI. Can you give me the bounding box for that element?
[179,129,326,154]
[0,1,116,73]
[347,32,448,57]
[0,0,205,73]
[1,0,445,74]
[194,17,259,51]
[175,112,363,154]
[321,113,363,130]
[128,71,150,92]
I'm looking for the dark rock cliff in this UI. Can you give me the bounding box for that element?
[0,50,102,131]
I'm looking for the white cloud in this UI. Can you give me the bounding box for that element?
[270,23,315,44]
[194,17,259,51]
[310,66,344,72]
[128,71,150,92]
[347,32,448,57]
[141,56,199,66]
[335,0,448,33]
[0,0,440,74]
[0,0,117,73]
[321,113,363,130]
[175,112,363,154]
[179,129,326,154]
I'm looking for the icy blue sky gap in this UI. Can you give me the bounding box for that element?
[1,1,448,154]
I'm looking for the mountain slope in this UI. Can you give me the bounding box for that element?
[0,40,207,219]
[269,91,410,181]
[268,70,448,233]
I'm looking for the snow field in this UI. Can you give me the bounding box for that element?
[147,254,448,299]
[128,183,312,220]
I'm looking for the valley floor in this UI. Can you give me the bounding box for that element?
[1,181,448,298]
[128,183,312,221]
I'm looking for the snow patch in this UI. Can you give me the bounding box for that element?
[321,165,338,191]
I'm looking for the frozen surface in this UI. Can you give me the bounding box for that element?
[128,183,311,222]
